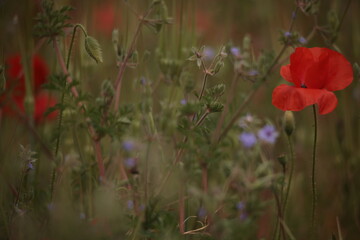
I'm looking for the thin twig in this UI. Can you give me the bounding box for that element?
[113,8,153,111]
[52,38,106,180]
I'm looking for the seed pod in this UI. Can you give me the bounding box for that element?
[283,111,295,136]
[212,60,224,75]
[85,36,103,64]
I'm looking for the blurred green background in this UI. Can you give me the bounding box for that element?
[0,0,359,239]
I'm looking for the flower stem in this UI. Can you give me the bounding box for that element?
[113,7,153,111]
[283,135,295,217]
[311,104,318,239]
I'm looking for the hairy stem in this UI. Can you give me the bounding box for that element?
[113,8,153,111]
[53,38,105,182]
[283,135,295,218]
[212,73,240,144]
[311,105,318,239]
[273,189,286,240]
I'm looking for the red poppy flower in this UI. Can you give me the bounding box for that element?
[1,54,57,124]
[93,2,117,35]
[272,47,353,115]
[6,54,49,96]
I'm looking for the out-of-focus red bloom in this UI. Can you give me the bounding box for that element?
[6,55,48,96]
[93,1,117,35]
[0,54,57,123]
[272,47,353,115]
[196,10,212,33]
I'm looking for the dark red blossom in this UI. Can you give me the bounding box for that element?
[6,55,48,96]
[272,47,353,115]
[93,1,117,35]
[0,54,57,123]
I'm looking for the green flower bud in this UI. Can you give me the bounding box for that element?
[85,36,103,64]
[101,80,115,98]
[212,60,224,75]
[283,111,295,136]
[277,154,287,168]
[207,102,223,113]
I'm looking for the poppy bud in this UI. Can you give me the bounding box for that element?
[277,154,287,170]
[283,111,295,136]
[85,36,103,64]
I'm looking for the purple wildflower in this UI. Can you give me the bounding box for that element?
[198,207,207,218]
[298,36,307,44]
[230,47,241,58]
[257,125,279,144]
[239,132,257,148]
[139,204,145,211]
[284,31,292,37]
[180,99,187,105]
[203,47,215,60]
[122,141,135,151]
[124,158,136,168]
[140,77,147,85]
[240,212,248,221]
[127,200,134,210]
[291,11,297,19]
[248,69,259,76]
[236,201,246,211]
[27,162,34,170]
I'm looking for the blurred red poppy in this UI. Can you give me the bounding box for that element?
[272,47,353,115]
[6,54,48,96]
[0,54,57,123]
[93,1,117,35]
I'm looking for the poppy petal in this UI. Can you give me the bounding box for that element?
[33,55,49,92]
[289,47,314,88]
[6,54,49,95]
[272,84,338,115]
[34,93,58,123]
[280,65,293,83]
[298,48,353,90]
[316,48,353,91]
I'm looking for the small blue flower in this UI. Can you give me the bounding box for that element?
[298,36,307,44]
[203,47,215,60]
[230,47,241,58]
[140,76,147,85]
[247,69,259,76]
[139,204,145,211]
[122,141,135,151]
[239,132,257,148]
[236,201,246,211]
[291,11,297,19]
[258,125,279,144]
[124,158,136,168]
[239,212,248,221]
[284,31,292,38]
[127,200,134,209]
[180,99,187,105]
[27,162,34,170]
[198,207,207,218]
